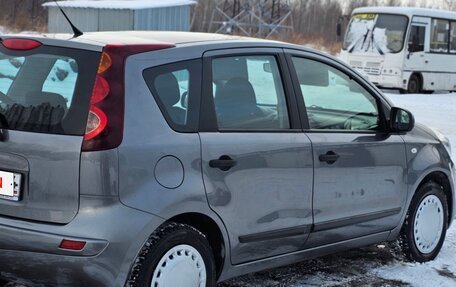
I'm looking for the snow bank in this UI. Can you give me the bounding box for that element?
[0,26,11,34]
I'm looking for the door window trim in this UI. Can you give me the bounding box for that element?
[284,49,390,134]
[199,48,302,133]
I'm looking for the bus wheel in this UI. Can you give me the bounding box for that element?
[407,74,422,94]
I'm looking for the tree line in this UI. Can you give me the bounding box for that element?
[0,0,48,31]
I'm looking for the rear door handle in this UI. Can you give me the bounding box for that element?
[209,155,237,171]
[319,151,339,164]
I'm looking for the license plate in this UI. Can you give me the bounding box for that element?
[0,171,21,201]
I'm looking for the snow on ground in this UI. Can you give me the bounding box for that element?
[221,92,456,287]
[0,26,10,34]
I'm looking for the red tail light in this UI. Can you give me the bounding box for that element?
[90,76,110,104]
[2,38,42,50]
[82,43,175,152]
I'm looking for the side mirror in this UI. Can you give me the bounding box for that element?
[336,22,342,37]
[390,107,414,132]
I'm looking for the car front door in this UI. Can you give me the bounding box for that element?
[199,49,313,264]
[286,50,408,248]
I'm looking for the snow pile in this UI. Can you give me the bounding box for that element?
[0,26,11,34]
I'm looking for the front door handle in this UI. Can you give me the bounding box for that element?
[209,155,237,171]
[319,151,339,164]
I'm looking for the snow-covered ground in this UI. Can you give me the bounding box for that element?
[222,92,456,287]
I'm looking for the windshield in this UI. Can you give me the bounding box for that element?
[343,13,409,54]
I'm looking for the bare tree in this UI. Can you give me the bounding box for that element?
[443,0,456,11]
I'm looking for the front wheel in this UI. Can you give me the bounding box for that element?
[407,74,422,94]
[400,182,448,262]
[128,222,216,287]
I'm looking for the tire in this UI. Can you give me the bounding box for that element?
[407,74,422,94]
[127,222,216,287]
[399,181,448,262]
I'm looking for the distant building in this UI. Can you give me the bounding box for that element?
[43,0,196,33]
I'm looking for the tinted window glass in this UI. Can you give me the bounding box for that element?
[431,19,449,53]
[0,47,99,135]
[143,60,199,131]
[409,26,425,52]
[292,57,379,131]
[212,55,289,130]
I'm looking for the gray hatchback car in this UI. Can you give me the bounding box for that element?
[0,31,454,287]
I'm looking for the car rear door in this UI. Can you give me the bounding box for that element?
[199,48,313,264]
[0,39,99,224]
[285,49,408,247]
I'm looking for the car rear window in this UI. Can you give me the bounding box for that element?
[0,45,100,135]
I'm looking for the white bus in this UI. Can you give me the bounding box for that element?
[339,7,456,93]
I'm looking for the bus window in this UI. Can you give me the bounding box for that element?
[451,22,456,53]
[409,26,425,53]
[343,14,408,54]
[431,19,449,53]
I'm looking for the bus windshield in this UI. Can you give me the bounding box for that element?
[343,13,408,54]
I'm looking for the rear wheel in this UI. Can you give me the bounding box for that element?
[400,182,448,262]
[128,222,216,287]
[407,74,422,94]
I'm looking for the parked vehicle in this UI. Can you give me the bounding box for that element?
[339,7,456,93]
[0,31,454,287]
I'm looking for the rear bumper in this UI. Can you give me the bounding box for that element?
[0,196,164,287]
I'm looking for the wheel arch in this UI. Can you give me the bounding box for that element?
[388,168,454,241]
[168,212,226,279]
[416,171,453,226]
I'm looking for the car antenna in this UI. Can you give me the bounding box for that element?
[53,0,83,38]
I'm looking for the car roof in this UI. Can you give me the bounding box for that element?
[71,31,247,45]
[1,31,283,51]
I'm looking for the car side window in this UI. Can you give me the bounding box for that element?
[212,55,290,130]
[291,57,380,131]
[144,60,197,130]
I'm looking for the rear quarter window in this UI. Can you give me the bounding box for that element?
[0,45,100,135]
[143,59,201,132]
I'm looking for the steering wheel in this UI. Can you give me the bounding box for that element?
[343,112,376,130]
[0,91,16,105]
